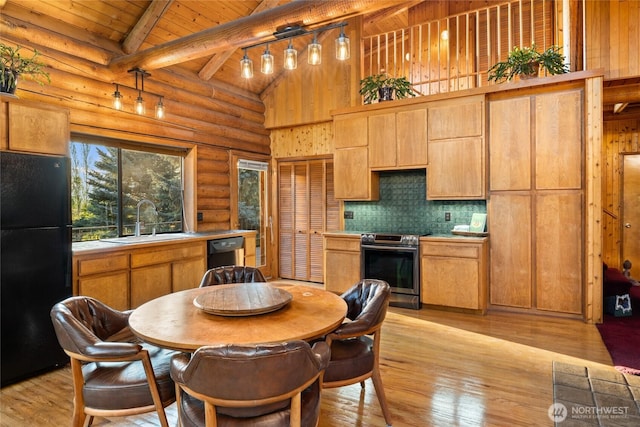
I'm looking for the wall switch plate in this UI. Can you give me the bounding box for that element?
[445,212,451,221]
[344,211,354,219]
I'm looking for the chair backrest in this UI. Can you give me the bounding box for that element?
[341,279,391,330]
[199,265,266,287]
[50,296,131,355]
[171,341,328,403]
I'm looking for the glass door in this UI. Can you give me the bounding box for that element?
[232,155,271,278]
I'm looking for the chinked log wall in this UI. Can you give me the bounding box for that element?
[0,8,270,232]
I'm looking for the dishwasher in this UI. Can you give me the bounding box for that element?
[207,236,244,269]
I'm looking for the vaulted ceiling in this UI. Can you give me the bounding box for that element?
[1,0,419,97]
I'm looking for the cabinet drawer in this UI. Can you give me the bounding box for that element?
[77,254,129,276]
[131,242,205,268]
[325,237,360,252]
[421,243,479,258]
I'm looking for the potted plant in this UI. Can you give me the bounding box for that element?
[359,73,417,104]
[487,45,569,82]
[0,44,50,94]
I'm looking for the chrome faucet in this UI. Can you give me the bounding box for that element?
[134,199,158,237]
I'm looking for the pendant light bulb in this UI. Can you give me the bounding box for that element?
[155,97,165,119]
[261,45,274,74]
[135,91,145,115]
[112,84,123,110]
[308,33,322,65]
[284,40,297,70]
[240,50,253,79]
[335,27,350,60]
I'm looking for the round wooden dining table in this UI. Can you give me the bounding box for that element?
[128,281,347,352]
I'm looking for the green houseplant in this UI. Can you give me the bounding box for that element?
[359,74,417,104]
[0,44,50,94]
[487,45,569,82]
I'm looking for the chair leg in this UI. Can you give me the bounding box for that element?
[371,368,392,426]
[69,358,88,427]
[140,351,170,427]
[360,380,365,389]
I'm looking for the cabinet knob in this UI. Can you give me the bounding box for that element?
[624,223,631,228]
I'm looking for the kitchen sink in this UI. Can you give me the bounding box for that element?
[100,233,193,244]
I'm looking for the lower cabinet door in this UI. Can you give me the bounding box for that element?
[131,264,172,308]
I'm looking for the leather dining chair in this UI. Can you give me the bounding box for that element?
[170,340,330,427]
[198,265,266,287]
[50,296,176,427]
[322,279,393,426]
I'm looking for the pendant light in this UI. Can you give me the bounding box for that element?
[261,45,274,74]
[240,49,253,78]
[135,91,145,115]
[112,84,123,110]
[308,33,322,65]
[283,39,297,70]
[335,26,350,60]
[155,97,165,119]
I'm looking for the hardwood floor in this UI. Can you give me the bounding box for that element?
[0,307,612,426]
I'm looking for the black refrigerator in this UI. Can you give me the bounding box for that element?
[1,151,72,387]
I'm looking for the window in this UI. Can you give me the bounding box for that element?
[70,138,184,242]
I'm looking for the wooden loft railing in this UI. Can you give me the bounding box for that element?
[362,0,557,96]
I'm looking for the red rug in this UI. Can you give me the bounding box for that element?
[596,286,640,375]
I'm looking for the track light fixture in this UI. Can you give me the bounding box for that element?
[239,22,348,79]
[110,68,166,119]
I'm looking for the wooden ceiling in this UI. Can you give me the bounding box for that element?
[1,0,418,97]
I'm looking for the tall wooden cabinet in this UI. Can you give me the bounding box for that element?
[488,89,584,315]
[279,159,340,282]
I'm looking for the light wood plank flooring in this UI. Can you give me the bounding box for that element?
[0,307,612,426]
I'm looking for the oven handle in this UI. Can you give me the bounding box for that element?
[360,244,418,252]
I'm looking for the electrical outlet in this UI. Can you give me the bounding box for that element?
[344,211,354,219]
[445,212,451,221]
[197,212,203,221]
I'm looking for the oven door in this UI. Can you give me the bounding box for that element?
[361,244,420,309]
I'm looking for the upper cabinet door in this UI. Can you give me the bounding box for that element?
[535,90,583,190]
[489,97,532,191]
[396,108,428,168]
[6,101,69,156]
[368,112,396,169]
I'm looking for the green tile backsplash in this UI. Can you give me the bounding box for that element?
[344,169,486,235]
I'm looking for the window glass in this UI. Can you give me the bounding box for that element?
[70,140,183,242]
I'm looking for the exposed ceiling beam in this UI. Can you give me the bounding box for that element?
[109,0,404,74]
[122,0,174,54]
[603,83,640,105]
[198,0,281,81]
[361,0,422,27]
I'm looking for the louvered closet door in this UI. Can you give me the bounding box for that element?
[278,164,294,278]
[278,159,339,282]
[294,163,310,280]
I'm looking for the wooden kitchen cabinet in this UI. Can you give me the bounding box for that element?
[369,107,428,169]
[73,240,207,309]
[75,253,130,311]
[1,98,69,156]
[324,234,361,294]
[130,242,206,307]
[487,87,584,316]
[420,238,488,312]
[333,113,378,200]
[426,95,485,199]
